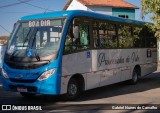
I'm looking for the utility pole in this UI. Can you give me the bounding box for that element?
[141,0,145,21]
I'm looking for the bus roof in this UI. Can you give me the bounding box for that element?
[20,10,148,25]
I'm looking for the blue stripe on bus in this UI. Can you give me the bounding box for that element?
[20,10,150,25]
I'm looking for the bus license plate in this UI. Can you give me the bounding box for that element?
[17,87,27,92]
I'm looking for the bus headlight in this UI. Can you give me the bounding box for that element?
[2,69,9,79]
[38,68,56,81]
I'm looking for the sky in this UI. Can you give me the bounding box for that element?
[0,0,151,35]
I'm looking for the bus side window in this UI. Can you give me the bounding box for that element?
[93,21,117,49]
[118,25,133,48]
[64,25,74,54]
[93,22,99,48]
[145,27,157,48]
[133,26,143,48]
[79,24,89,49]
[64,18,90,54]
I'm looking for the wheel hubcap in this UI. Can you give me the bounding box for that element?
[133,72,138,82]
[68,84,77,96]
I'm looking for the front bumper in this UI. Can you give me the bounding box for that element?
[2,74,60,95]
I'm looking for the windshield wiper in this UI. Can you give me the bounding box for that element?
[10,49,18,60]
[35,49,40,61]
[30,29,40,61]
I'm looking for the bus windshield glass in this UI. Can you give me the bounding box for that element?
[7,18,66,58]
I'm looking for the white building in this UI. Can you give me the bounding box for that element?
[63,0,138,20]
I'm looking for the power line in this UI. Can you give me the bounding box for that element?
[0,0,33,9]
[0,11,31,14]
[18,0,54,12]
[0,25,11,34]
[43,1,52,13]
[0,0,54,13]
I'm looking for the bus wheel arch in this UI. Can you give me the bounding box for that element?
[130,65,141,84]
[134,65,141,78]
[71,74,85,92]
[65,74,85,100]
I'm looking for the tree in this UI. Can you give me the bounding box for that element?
[142,0,160,38]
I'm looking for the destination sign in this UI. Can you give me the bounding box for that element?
[28,20,51,27]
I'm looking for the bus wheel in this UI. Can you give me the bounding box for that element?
[20,92,35,98]
[130,69,139,84]
[66,78,79,100]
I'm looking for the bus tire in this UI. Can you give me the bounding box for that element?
[129,68,139,84]
[20,92,35,98]
[65,78,79,101]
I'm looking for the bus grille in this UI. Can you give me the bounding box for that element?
[9,78,37,83]
[5,61,48,70]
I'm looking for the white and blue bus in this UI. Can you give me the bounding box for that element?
[2,10,157,100]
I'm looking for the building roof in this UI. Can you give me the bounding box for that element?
[0,36,8,45]
[63,0,139,10]
[0,36,8,40]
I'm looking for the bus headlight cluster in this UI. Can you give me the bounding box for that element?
[38,68,56,81]
[2,69,9,79]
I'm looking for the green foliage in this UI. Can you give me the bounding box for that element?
[142,0,160,39]
[118,25,133,48]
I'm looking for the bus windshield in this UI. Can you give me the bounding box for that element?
[7,18,66,58]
